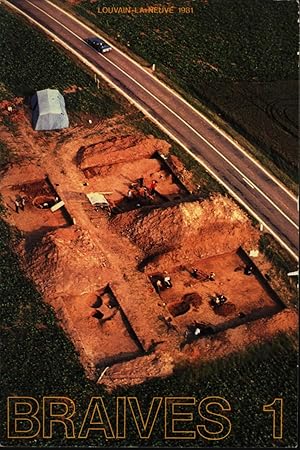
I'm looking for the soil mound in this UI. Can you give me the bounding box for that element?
[111,194,259,261]
[25,226,108,296]
[78,135,170,170]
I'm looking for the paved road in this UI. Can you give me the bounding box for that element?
[4,0,299,259]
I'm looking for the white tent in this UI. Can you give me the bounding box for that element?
[31,89,69,131]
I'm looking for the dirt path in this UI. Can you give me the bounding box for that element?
[30,119,181,354]
[0,108,297,389]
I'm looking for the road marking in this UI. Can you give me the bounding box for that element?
[3,0,298,261]
[45,0,298,202]
[14,1,299,231]
[25,0,89,42]
[243,177,255,190]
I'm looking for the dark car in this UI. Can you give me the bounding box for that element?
[85,37,112,54]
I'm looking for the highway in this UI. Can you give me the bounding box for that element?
[3,0,299,260]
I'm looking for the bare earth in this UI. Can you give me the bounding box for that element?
[0,100,297,390]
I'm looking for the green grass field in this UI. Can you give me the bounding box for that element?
[0,6,122,119]
[67,0,298,185]
[0,216,298,447]
[0,141,14,172]
[0,4,298,447]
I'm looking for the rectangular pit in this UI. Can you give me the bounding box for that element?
[148,250,285,335]
[80,152,194,214]
[61,284,144,368]
[9,176,72,228]
[6,176,73,250]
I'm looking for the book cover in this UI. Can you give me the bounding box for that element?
[0,0,298,448]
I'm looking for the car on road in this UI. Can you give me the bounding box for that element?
[85,37,112,53]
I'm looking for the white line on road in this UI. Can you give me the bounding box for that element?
[15,1,299,231]
[243,177,256,190]
[46,0,298,202]
[3,0,298,261]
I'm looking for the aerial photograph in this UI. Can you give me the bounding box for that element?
[0,0,298,447]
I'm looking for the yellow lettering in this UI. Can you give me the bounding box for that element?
[7,397,40,439]
[197,396,231,440]
[78,397,114,439]
[43,397,75,439]
[165,397,196,439]
[128,397,162,439]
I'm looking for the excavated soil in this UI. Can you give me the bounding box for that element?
[0,104,297,389]
[111,194,260,262]
[78,156,186,210]
[99,307,298,391]
[25,226,109,297]
[0,164,70,251]
[78,135,170,172]
[76,134,189,211]
[145,250,284,332]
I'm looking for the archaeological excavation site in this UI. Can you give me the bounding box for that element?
[0,112,297,391]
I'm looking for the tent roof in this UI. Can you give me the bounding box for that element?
[31,88,69,131]
[35,89,65,115]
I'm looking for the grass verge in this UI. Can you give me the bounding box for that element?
[0,217,297,447]
[259,233,298,308]
[0,4,122,120]
[0,140,16,172]
[127,111,226,197]
[54,0,298,192]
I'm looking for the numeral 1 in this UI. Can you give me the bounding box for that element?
[263,398,283,439]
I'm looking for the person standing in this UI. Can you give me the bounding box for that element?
[14,199,20,213]
[208,272,215,281]
[156,279,163,293]
[142,187,148,198]
[163,275,172,288]
[149,180,158,195]
[191,268,199,279]
[20,197,26,211]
